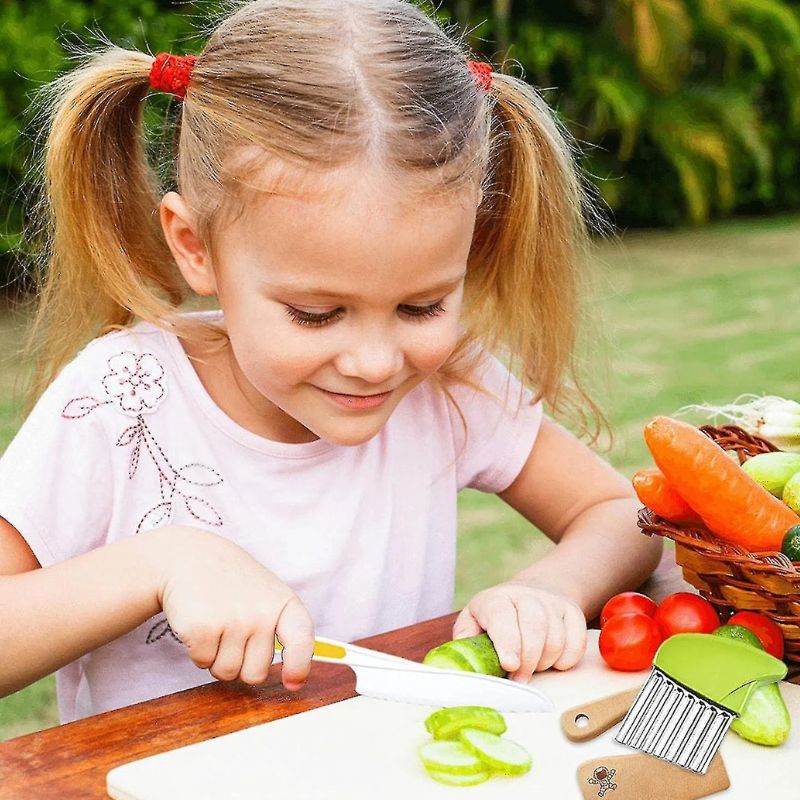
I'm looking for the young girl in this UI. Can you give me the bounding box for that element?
[0,0,662,725]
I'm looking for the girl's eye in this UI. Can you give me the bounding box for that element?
[284,307,344,327]
[284,302,446,327]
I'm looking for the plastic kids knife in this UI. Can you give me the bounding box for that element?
[273,636,554,713]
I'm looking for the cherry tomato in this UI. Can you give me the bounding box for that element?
[727,611,785,660]
[599,612,664,671]
[600,592,658,628]
[654,592,720,637]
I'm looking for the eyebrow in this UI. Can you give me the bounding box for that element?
[267,271,467,301]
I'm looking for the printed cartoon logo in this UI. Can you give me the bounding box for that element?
[587,765,617,797]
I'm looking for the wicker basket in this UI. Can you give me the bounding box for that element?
[637,424,800,665]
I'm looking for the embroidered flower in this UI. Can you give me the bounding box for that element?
[62,346,225,650]
[101,351,166,416]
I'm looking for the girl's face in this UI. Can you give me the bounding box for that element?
[164,162,479,446]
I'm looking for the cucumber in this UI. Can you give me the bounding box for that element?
[742,452,800,497]
[782,524,800,562]
[417,740,486,776]
[422,633,507,677]
[458,728,532,776]
[424,706,508,740]
[713,624,764,650]
[423,767,491,786]
[731,683,791,746]
[421,648,474,672]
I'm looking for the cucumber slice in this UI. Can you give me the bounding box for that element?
[443,635,507,678]
[424,706,508,739]
[458,728,532,776]
[422,647,475,672]
[418,740,485,776]
[424,767,491,786]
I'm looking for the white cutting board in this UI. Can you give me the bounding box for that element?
[107,631,800,799]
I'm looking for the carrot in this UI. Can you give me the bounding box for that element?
[632,467,703,525]
[644,416,800,551]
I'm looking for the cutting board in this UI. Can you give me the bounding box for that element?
[106,631,800,799]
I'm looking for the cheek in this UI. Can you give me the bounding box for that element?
[407,315,462,374]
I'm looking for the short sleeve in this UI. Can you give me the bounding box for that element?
[446,351,544,493]
[0,354,113,567]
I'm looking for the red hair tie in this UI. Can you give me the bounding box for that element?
[466,60,492,92]
[149,52,197,100]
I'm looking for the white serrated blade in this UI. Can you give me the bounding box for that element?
[350,662,554,713]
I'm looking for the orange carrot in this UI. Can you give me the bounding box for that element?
[632,467,703,525]
[643,416,799,551]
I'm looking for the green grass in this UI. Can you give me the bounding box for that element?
[3,214,800,740]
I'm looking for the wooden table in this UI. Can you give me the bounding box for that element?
[0,551,797,798]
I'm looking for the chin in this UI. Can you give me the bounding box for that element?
[315,419,388,448]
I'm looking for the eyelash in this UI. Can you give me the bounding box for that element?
[285,302,447,328]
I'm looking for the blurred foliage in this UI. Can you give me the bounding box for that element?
[2,0,800,289]
[442,0,800,228]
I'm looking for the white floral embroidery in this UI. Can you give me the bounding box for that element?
[101,351,166,416]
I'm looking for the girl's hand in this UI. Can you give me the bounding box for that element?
[154,527,315,691]
[452,579,587,682]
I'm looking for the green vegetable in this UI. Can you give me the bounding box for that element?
[783,472,800,514]
[418,706,533,786]
[713,624,764,650]
[422,768,490,786]
[422,634,507,677]
[424,706,507,740]
[782,524,800,562]
[417,740,485,776]
[458,728,532,776]
[742,452,800,497]
[712,620,791,746]
[731,683,791,746]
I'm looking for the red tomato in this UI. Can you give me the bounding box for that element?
[727,611,785,660]
[600,592,658,628]
[599,612,664,671]
[654,592,720,637]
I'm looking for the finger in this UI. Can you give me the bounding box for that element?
[509,596,547,681]
[535,603,566,673]
[239,629,276,686]
[180,623,222,672]
[210,625,249,682]
[452,606,483,639]
[475,594,522,674]
[275,596,315,690]
[552,603,588,670]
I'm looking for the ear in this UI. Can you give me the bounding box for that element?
[160,192,217,296]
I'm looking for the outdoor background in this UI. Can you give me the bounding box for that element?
[2,0,800,739]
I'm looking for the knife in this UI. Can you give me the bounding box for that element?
[272,635,554,713]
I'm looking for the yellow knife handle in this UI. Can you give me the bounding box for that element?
[274,637,347,660]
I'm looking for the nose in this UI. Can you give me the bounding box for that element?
[334,334,405,387]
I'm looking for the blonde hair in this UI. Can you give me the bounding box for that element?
[20,0,607,440]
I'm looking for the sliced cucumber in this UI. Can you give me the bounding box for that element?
[424,706,508,740]
[418,740,485,776]
[458,728,532,776]
[422,647,475,672]
[443,635,507,678]
[424,767,491,787]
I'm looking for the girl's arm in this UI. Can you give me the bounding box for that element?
[497,417,663,621]
[0,516,165,696]
[0,519,316,698]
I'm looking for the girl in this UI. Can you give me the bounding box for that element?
[0,0,662,725]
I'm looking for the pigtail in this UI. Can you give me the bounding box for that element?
[22,46,185,409]
[464,70,609,444]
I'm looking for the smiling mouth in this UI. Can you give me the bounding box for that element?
[321,389,394,397]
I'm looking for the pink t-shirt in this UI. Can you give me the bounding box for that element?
[0,311,542,723]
